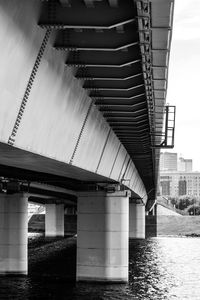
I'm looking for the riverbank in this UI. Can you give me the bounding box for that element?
[30,214,200,238]
[157,215,200,236]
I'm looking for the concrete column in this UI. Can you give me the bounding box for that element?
[129,201,145,239]
[153,204,157,216]
[45,204,64,237]
[145,206,157,238]
[77,190,129,283]
[0,193,28,275]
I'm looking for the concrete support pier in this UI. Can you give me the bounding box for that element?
[129,200,145,239]
[77,190,129,283]
[45,204,64,237]
[0,193,28,275]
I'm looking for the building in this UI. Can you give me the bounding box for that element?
[160,152,178,171]
[160,152,193,172]
[178,157,193,172]
[160,178,170,196]
[159,171,200,198]
[178,179,187,196]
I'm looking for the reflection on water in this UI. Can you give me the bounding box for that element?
[1,237,200,299]
[129,237,200,300]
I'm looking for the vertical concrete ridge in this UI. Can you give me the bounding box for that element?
[130,165,136,182]
[95,128,111,173]
[8,29,52,146]
[121,159,132,185]
[109,144,121,178]
[117,153,128,182]
[69,100,93,165]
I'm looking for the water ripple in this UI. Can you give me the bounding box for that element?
[0,236,200,299]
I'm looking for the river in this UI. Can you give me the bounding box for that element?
[1,236,200,299]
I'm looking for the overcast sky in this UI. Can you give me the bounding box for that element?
[166,0,200,170]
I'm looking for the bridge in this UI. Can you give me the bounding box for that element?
[0,0,174,282]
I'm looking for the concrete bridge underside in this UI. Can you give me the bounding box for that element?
[0,0,174,282]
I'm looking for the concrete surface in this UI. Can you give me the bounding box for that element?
[0,193,28,274]
[76,191,129,282]
[129,202,145,239]
[0,0,146,201]
[45,204,64,237]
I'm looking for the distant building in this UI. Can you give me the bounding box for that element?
[160,152,193,172]
[159,171,200,198]
[160,177,170,196]
[160,152,177,171]
[178,157,193,172]
[178,179,187,196]
[159,153,195,197]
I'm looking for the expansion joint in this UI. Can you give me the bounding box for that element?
[8,29,52,146]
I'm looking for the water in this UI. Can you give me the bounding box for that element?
[1,236,200,299]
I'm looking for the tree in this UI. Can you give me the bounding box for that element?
[187,205,200,215]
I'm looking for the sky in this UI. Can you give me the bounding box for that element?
[166,0,200,170]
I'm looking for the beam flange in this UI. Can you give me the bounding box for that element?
[66,59,141,68]
[87,84,144,91]
[76,73,143,81]
[39,18,136,30]
[91,93,146,100]
[56,41,138,52]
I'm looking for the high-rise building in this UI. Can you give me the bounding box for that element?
[185,159,193,172]
[160,152,193,172]
[160,152,178,171]
[178,157,193,172]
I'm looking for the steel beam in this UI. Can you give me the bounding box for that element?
[56,42,138,52]
[39,0,136,30]
[97,101,146,108]
[87,84,144,91]
[77,73,143,81]
[66,59,141,68]
[91,93,146,100]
